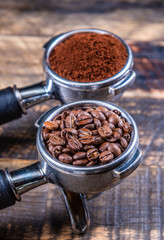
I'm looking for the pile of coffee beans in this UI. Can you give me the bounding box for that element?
[43,106,132,166]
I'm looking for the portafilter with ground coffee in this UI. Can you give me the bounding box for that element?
[0,29,135,125]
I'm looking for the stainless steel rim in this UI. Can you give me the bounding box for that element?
[43,28,133,89]
[36,100,139,174]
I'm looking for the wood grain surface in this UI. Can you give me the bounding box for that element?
[0,4,164,239]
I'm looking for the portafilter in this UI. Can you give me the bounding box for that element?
[0,29,135,125]
[0,100,142,233]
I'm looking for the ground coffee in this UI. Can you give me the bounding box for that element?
[43,106,132,166]
[49,33,128,83]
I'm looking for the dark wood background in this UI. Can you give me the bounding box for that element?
[0,1,164,239]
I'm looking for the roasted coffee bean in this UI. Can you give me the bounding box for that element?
[103,122,115,130]
[94,118,101,128]
[65,115,76,128]
[96,106,108,114]
[83,144,95,151]
[114,128,123,136]
[68,137,82,151]
[58,154,73,164]
[61,128,77,140]
[83,123,95,130]
[49,135,65,146]
[99,151,114,164]
[118,118,126,128]
[53,114,62,120]
[123,122,132,133]
[86,108,94,113]
[44,121,59,130]
[62,147,74,154]
[115,142,125,152]
[73,159,89,166]
[98,125,112,138]
[112,109,121,116]
[108,113,120,125]
[76,115,93,126]
[120,137,128,148]
[86,160,97,166]
[104,110,113,118]
[92,129,99,136]
[78,128,92,138]
[77,111,91,117]
[112,131,121,139]
[102,120,108,125]
[43,128,50,140]
[107,143,122,157]
[123,133,131,142]
[99,142,110,152]
[61,111,68,119]
[70,110,78,117]
[73,152,87,160]
[90,110,106,121]
[79,135,94,144]
[60,119,65,130]
[51,146,63,157]
[93,135,104,145]
[107,137,118,143]
[87,148,99,161]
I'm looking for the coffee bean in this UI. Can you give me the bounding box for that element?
[107,143,122,157]
[44,121,59,130]
[72,159,89,166]
[43,128,50,140]
[76,115,93,126]
[94,118,101,128]
[62,147,74,154]
[79,135,94,144]
[65,115,76,128]
[104,110,113,118]
[99,151,114,164]
[114,128,123,136]
[49,135,65,146]
[58,154,73,164]
[86,160,97,166]
[118,118,126,128]
[60,119,65,130]
[68,137,82,151]
[93,135,104,145]
[83,123,95,130]
[115,142,125,152]
[90,110,106,121]
[120,137,128,148]
[96,106,109,114]
[61,111,68,119]
[70,110,78,117]
[92,129,99,136]
[78,128,92,138]
[123,122,132,133]
[99,142,110,152]
[112,109,121,116]
[83,144,95,151]
[51,145,63,157]
[87,148,99,161]
[123,133,131,142]
[103,122,115,130]
[86,108,94,113]
[98,125,112,138]
[77,111,91,117]
[108,113,120,125]
[73,152,87,160]
[112,131,121,139]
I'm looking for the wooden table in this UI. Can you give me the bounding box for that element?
[0,36,164,239]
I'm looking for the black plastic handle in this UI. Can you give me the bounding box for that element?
[0,87,23,125]
[0,169,17,210]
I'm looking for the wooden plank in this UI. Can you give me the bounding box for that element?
[0,163,163,240]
